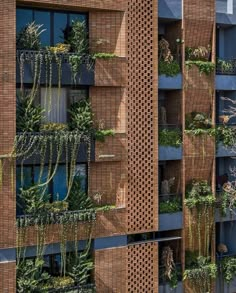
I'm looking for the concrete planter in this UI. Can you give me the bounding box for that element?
[158,73,182,90]
[159,282,183,293]
[159,212,183,231]
[159,145,182,161]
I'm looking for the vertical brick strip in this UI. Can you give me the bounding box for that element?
[127,0,158,233]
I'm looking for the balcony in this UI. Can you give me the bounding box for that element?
[159,211,183,231]
[16,50,94,86]
[159,73,182,90]
[216,142,236,157]
[159,145,182,160]
[216,0,236,25]
[216,59,236,90]
[159,282,183,293]
[215,208,236,222]
[158,0,182,20]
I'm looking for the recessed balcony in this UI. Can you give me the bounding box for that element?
[158,0,182,20]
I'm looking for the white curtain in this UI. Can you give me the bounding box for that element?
[41,88,67,123]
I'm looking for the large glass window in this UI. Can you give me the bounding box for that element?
[16,8,88,46]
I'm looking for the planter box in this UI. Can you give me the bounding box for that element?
[16,133,95,165]
[159,145,182,161]
[159,212,183,231]
[215,208,236,222]
[158,0,182,20]
[216,142,236,157]
[95,57,127,87]
[159,282,183,293]
[158,74,182,90]
[216,75,236,90]
[16,50,94,86]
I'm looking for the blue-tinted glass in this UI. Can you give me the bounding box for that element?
[69,14,87,26]
[74,164,87,192]
[53,165,67,201]
[34,11,51,46]
[34,166,49,195]
[54,13,67,45]
[16,9,33,33]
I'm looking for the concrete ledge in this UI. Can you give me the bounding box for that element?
[158,74,182,90]
[216,142,236,157]
[216,75,236,90]
[158,0,182,20]
[159,282,183,293]
[159,212,183,231]
[0,248,16,263]
[215,208,236,222]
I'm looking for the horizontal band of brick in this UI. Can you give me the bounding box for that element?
[17,0,127,11]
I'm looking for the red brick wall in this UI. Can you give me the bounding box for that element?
[0,262,16,293]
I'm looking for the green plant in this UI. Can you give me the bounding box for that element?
[185,112,212,131]
[44,201,69,213]
[17,258,50,293]
[161,246,178,289]
[40,123,69,132]
[65,20,89,54]
[68,100,93,133]
[159,128,182,147]
[217,59,234,73]
[67,177,93,211]
[41,276,74,291]
[16,21,46,50]
[183,256,217,293]
[93,53,117,59]
[185,61,215,75]
[185,45,211,61]
[216,125,236,147]
[159,60,181,77]
[221,256,236,284]
[67,250,93,285]
[159,197,182,214]
[17,94,44,132]
[95,129,115,142]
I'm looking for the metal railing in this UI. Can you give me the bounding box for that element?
[216,58,236,75]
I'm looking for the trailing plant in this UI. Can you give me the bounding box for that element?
[159,128,182,147]
[16,93,44,132]
[159,60,181,77]
[161,246,178,289]
[159,197,182,214]
[95,129,115,142]
[68,100,93,133]
[183,255,217,293]
[40,123,69,132]
[92,53,117,59]
[185,45,211,61]
[221,256,236,284]
[185,60,215,75]
[16,21,46,50]
[17,258,50,293]
[219,182,236,216]
[69,54,83,83]
[216,125,236,147]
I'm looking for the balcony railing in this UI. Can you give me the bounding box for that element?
[216,58,236,75]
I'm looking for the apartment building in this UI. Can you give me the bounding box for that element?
[0,0,236,292]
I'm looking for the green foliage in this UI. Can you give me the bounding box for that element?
[66,20,89,54]
[185,61,215,75]
[216,125,236,147]
[17,94,44,132]
[217,59,234,73]
[159,197,182,214]
[184,256,217,281]
[185,46,211,61]
[67,250,93,285]
[221,257,236,284]
[16,21,46,50]
[185,112,212,130]
[158,60,181,77]
[159,128,182,147]
[17,258,50,293]
[41,276,74,290]
[93,53,117,59]
[19,187,49,215]
[69,54,83,83]
[185,180,215,209]
[40,123,68,132]
[95,129,115,142]
[68,100,93,133]
[68,177,93,211]
[44,201,68,213]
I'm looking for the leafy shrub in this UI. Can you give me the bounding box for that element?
[217,59,234,73]
[185,46,211,61]
[16,21,46,50]
[159,60,181,77]
[221,257,236,284]
[185,112,212,130]
[40,123,68,132]
[68,100,93,133]
[216,125,236,147]
[17,94,44,132]
[185,61,215,75]
[65,21,88,54]
[159,197,182,214]
[95,129,115,142]
[41,276,74,290]
[159,128,182,147]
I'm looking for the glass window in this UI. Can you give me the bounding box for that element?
[69,13,87,26]
[16,9,33,33]
[69,88,88,105]
[53,165,67,201]
[54,13,68,45]
[34,10,51,46]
